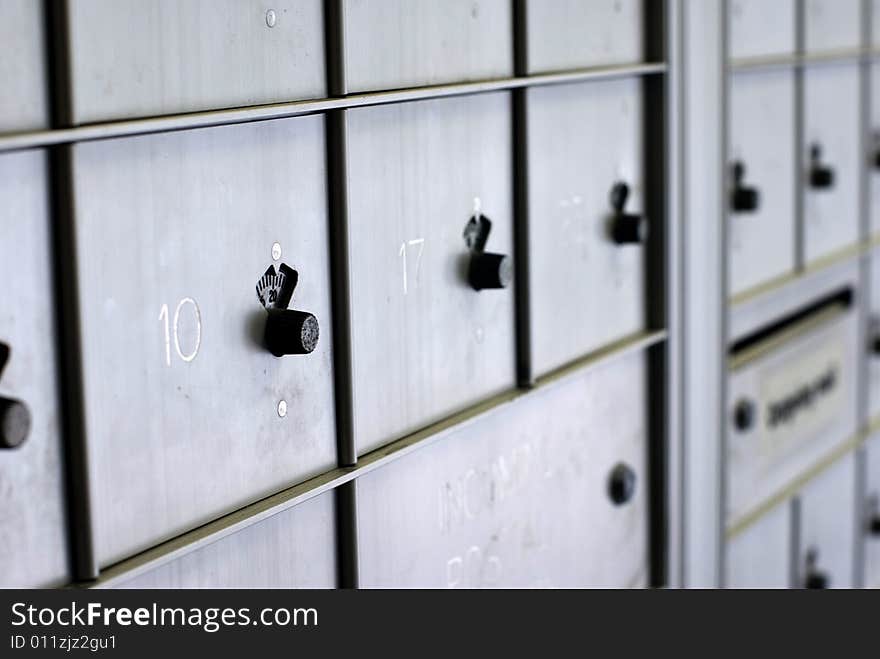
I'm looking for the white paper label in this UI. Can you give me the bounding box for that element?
[758,328,846,461]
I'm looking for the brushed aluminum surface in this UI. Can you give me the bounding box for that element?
[346,93,516,456]
[70,117,337,567]
[527,77,645,377]
[66,0,326,123]
[357,351,648,588]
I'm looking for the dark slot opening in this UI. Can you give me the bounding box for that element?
[729,288,853,357]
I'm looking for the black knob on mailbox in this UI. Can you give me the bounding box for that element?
[804,548,829,589]
[463,214,511,291]
[731,161,760,213]
[256,263,319,357]
[0,397,31,450]
[809,144,835,190]
[264,309,319,357]
[610,182,648,245]
[805,570,829,590]
[867,495,880,536]
[733,399,755,432]
[469,252,513,291]
[0,344,30,449]
[608,462,637,506]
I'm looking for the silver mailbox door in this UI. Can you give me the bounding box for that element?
[524,0,642,74]
[0,0,49,133]
[726,501,790,588]
[729,0,796,60]
[346,93,516,456]
[108,492,336,588]
[798,452,856,589]
[804,0,862,53]
[342,0,513,93]
[865,434,880,588]
[729,70,797,295]
[527,78,645,376]
[727,312,858,527]
[66,0,326,123]
[0,150,70,586]
[803,64,860,265]
[357,351,648,588]
[71,117,337,567]
[875,0,880,50]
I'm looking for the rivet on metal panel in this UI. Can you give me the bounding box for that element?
[272,242,282,261]
[266,9,277,28]
[277,400,287,418]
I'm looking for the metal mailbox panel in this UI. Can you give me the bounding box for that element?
[729,70,797,295]
[727,310,859,527]
[803,64,860,265]
[347,93,516,456]
[66,0,326,124]
[865,434,880,588]
[0,0,49,132]
[729,0,796,60]
[109,492,336,588]
[0,150,70,587]
[804,0,862,54]
[726,501,790,588]
[524,0,643,74]
[870,250,880,421]
[798,452,856,589]
[71,117,337,567]
[358,351,648,588]
[342,0,513,93]
[527,78,645,376]
[871,65,880,238]
[875,0,880,49]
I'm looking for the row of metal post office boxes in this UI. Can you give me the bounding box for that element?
[105,348,649,588]
[0,0,653,129]
[730,0,871,60]
[723,255,880,587]
[0,80,650,585]
[728,58,880,295]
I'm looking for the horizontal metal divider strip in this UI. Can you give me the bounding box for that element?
[0,62,666,154]
[725,430,868,540]
[81,328,666,588]
[730,48,873,73]
[728,240,871,308]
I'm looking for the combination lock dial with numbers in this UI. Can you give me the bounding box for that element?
[256,263,319,357]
